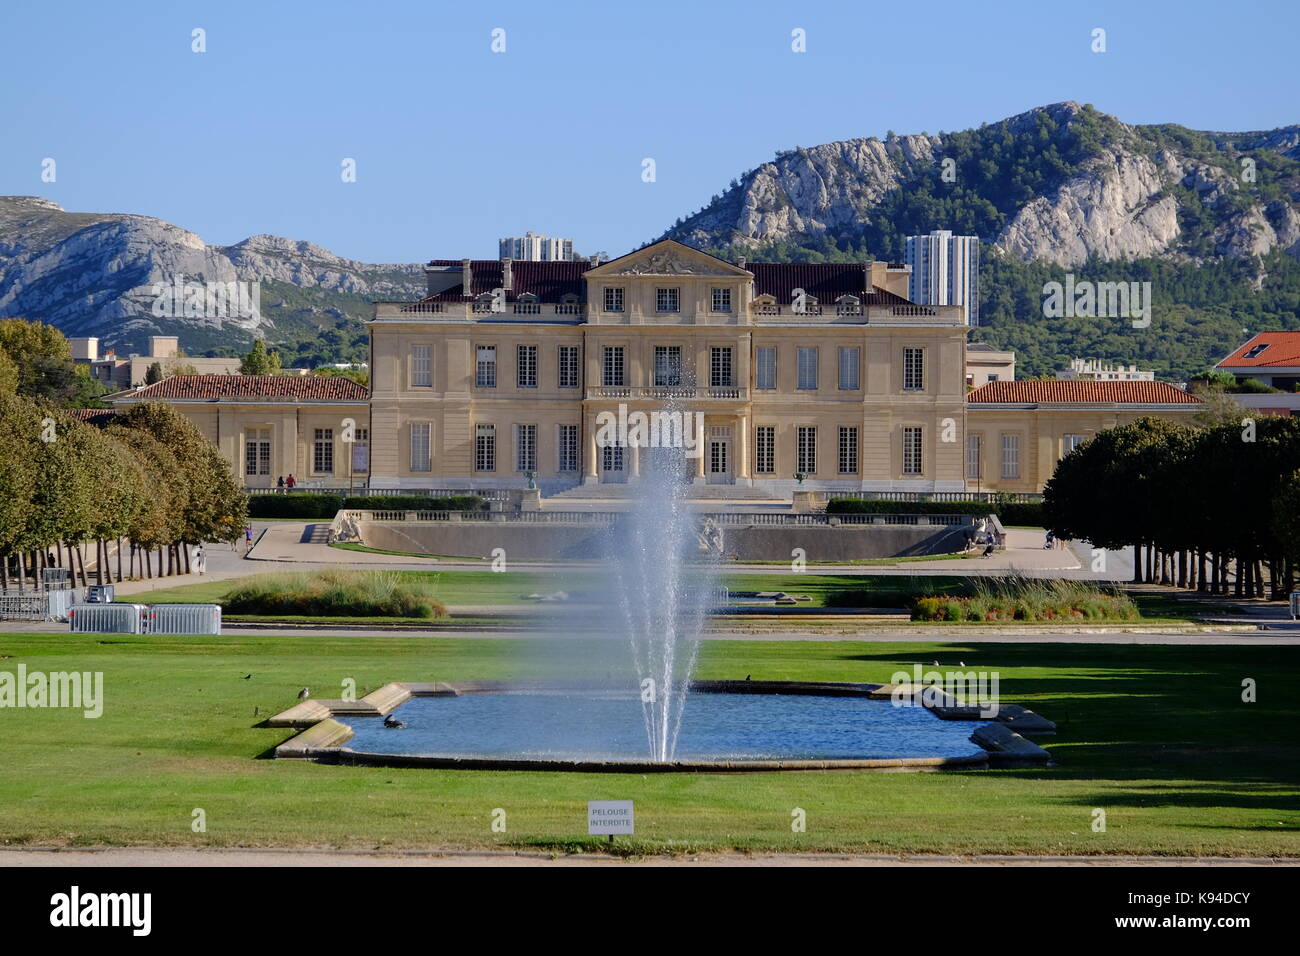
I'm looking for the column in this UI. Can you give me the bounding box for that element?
[584,414,599,484]
[736,414,751,485]
[628,441,641,483]
[694,418,707,484]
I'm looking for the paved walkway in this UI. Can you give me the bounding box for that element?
[1,847,1291,867]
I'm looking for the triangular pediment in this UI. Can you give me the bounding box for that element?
[586,239,751,278]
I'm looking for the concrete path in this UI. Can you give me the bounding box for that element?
[1,847,1291,867]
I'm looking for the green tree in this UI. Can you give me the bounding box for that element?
[145,362,164,385]
[240,339,282,375]
[0,348,17,396]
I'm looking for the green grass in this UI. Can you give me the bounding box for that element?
[130,570,595,609]
[0,633,1296,856]
[128,570,1226,624]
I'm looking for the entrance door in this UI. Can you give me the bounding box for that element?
[600,443,627,483]
[707,426,732,484]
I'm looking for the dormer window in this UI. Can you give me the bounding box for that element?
[1244,344,1270,359]
[473,292,496,314]
[557,292,582,315]
[753,294,779,316]
[835,294,862,316]
[514,292,540,314]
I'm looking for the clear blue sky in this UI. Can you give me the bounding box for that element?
[2,0,1296,263]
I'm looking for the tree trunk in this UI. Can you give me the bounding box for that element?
[117,537,124,582]
[1132,544,1143,584]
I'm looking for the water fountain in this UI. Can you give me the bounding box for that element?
[611,444,714,761]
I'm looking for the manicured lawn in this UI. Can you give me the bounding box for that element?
[0,633,1296,856]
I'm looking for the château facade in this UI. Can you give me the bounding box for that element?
[367,239,970,494]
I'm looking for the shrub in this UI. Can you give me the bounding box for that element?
[245,493,485,519]
[909,574,1139,623]
[222,569,447,619]
[826,498,1044,527]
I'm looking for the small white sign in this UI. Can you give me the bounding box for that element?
[588,800,634,835]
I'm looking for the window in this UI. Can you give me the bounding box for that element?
[602,444,625,472]
[656,288,679,313]
[558,424,579,472]
[517,345,537,388]
[1244,344,1270,359]
[515,424,537,472]
[352,427,370,473]
[796,426,816,474]
[1063,433,1087,455]
[475,424,496,472]
[558,346,580,389]
[602,346,625,387]
[966,434,982,480]
[902,426,923,476]
[838,426,859,474]
[838,347,860,390]
[1001,434,1020,479]
[411,345,432,388]
[755,346,777,390]
[797,347,818,390]
[711,288,732,313]
[604,287,625,313]
[410,422,431,472]
[903,347,925,390]
[653,346,682,387]
[244,428,271,476]
[755,425,775,474]
[710,347,733,387]
[313,428,334,474]
[476,346,497,388]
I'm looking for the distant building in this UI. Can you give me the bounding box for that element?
[965,343,1015,387]
[904,230,979,326]
[69,335,241,389]
[498,232,574,262]
[1057,358,1154,382]
[1214,331,1300,417]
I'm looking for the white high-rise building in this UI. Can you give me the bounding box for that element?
[498,232,574,262]
[904,230,980,326]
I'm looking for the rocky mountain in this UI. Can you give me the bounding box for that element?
[662,102,1300,268]
[0,196,423,356]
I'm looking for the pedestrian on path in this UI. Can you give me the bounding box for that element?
[192,546,206,575]
[276,476,285,493]
[286,474,296,491]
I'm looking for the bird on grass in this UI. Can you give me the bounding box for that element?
[745,674,752,681]
[297,687,310,700]
[383,714,406,729]
[242,674,252,680]
[932,660,940,667]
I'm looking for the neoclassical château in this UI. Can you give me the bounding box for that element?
[113,239,1203,496]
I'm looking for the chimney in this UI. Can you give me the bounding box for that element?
[737,256,747,270]
[461,258,473,297]
[502,257,513,291]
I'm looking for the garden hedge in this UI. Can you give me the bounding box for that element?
[825,498,1044,527]
[246,493,486,519]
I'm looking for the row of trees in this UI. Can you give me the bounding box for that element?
[1043,416,1300,599]
[0,394,247,589]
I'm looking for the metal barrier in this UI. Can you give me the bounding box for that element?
[85,584,115,603]
[69,604,147,634]
[146,604,222,635]
[0,589,82,621]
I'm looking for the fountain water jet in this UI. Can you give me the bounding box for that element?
[611,442,715,762]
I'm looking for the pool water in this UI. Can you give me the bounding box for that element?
[341,691,989,762]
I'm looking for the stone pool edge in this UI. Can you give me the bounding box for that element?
[266,679,1055,772]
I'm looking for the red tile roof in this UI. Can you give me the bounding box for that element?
[422,260,587,302]
[63,408,118,426]
[1217,332,1300,368]
[119,374,368,402]
[415,258,911,305]
[967,381,1201,405]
